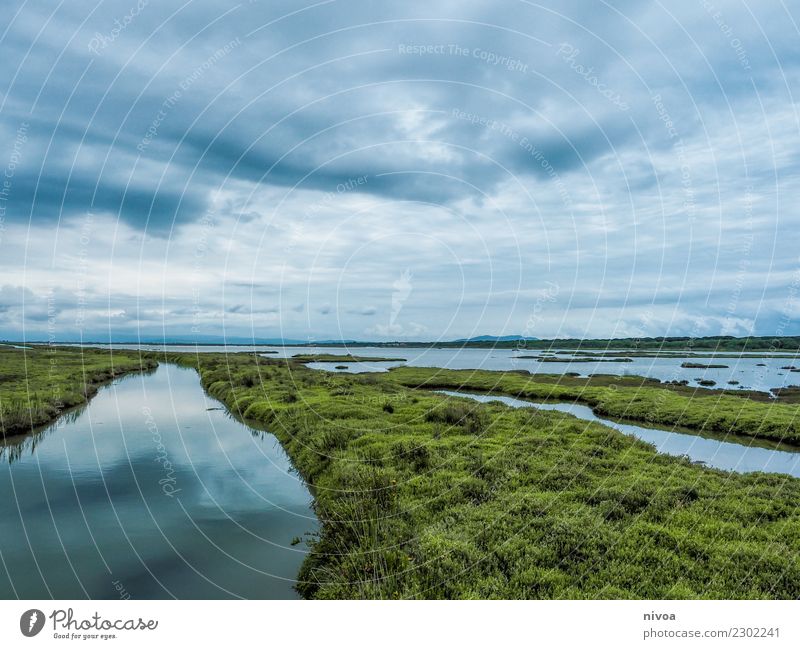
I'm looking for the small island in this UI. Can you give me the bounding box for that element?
[515,355,634,363]
[291,353,406,363]
[681,362,729,369]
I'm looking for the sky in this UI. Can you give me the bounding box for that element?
[0,0,798,342]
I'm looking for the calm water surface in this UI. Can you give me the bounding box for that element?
[0,364,317,599]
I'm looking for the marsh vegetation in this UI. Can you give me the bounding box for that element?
[389,367,800,445]
[0,346,156,437]
[5,346,800,599]
[153,352,800,598]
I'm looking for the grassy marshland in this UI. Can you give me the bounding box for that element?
[152,352,800,598]
[5,347,800,598]
[0,346,156,437]
[388,367,800,445]
[772,386,800,401]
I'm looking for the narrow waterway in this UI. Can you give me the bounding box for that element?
[0,364,317,599]
[438,391,800,478]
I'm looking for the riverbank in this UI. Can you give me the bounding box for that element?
[0,346,157,437]
[155,351,800,598]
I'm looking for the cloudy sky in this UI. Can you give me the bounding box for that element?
[0,0,798,342]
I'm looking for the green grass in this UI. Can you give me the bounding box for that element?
[0,346,156,437]
[152,352,800,599]
[388,367,800,445]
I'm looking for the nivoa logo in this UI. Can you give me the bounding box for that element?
[20,609,46,637]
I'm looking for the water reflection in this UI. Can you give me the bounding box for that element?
[1,406,88,464]
[0,364,317,599]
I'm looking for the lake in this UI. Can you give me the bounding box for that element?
[0,364,317,599]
